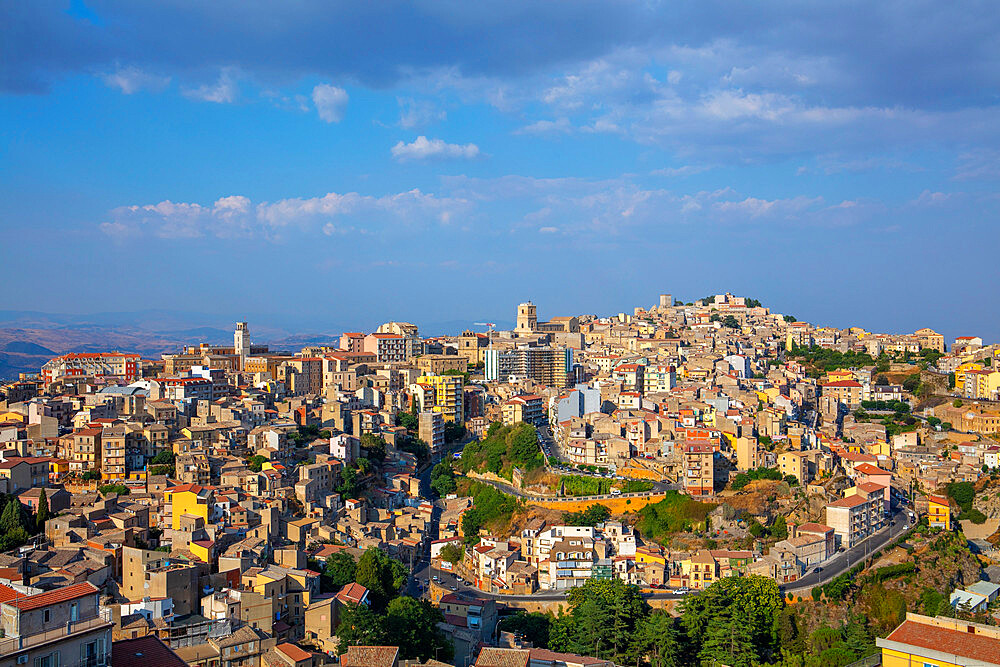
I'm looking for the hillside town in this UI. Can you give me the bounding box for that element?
[1,294,1000,667]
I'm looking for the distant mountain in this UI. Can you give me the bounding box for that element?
[3,341,56,355]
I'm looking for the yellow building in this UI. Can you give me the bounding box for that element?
[416,374,464,422]
[826,369,855,383]
[164,483,213,530]
[963,369,1000,401]
[879,613,1000,667]
[927,495,951,530]
[954,362,984,389]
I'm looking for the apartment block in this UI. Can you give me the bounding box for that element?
[683,442,715,496]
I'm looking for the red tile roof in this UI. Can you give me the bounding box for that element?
[112,635,188,667]
[3,582,97,610]
[885,619,1000,664]
[275,643,312,663]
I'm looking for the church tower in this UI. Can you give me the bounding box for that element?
[235,321,250,371]
[516,302,537,333]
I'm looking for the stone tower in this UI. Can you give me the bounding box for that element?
[234,321,250,371]
[516,302,537,333]
[659,294,673,309]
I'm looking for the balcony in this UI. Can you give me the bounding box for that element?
[0,615,111,656]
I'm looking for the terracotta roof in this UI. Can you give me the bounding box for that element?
[854,463,891,476]
[828,493,871,509]
[275,643,312,663]
[112,635,188,667]
[884,618,1000,665]
[3,582,97,610]
[341,646,399,667]
[475,648,530,667]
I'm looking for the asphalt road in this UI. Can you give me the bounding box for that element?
[785,507,915,591]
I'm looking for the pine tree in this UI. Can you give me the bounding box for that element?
[36,488,49,531]
[0,499,24,534]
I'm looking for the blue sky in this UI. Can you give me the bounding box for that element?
[2,1,999,341]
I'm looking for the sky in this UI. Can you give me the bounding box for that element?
[2,1,999,341]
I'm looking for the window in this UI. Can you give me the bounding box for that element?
[43,609,50,623]
[70,603,79,622]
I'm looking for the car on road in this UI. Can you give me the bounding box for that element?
[676,587,690,594]
[813,567,823,574]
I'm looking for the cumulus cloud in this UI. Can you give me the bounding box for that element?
[391,136,480,162]
[101,65,170,94]
[312,83,348,122]
[101,189,471,240]
[182,68,239,103]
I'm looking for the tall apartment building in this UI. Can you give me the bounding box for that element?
[100,424,127,482]
[0,582,112,667]
[71,428,102,474]
[416,374,464,422]
[41,352,141,385]
[826,493,885,548]
[644,364,677,392]
[280,357,324,395]
[418,411,445,456]
[375,321,421,358]
[484,347,573,388]
[363,333,408,363]
[683,442,715,496]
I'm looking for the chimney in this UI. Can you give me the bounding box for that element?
[788,522,798,539]
[21,552,29,586]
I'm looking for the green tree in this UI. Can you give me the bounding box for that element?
[36,488,49,530]
[444,420,466,443]
[360,434,387,461]
[247,454,267,472]
[563,504,611,527]
[771,515,788,539]
[396,411,418,432]
[323,551,357,590]
[629,610,680,667]
[354,547,408,611]
[498,611,552,648]
[382,596,453,662]
[337,466,361,498]
[335,603,385,653]
[430,461,457,497]
[439,543,464,564]
[681,575,783,665]
[151,451,175,465]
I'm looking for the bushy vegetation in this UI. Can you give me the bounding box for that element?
[860,400,910,413]
[622,479,655,493]
[731,466,783,490]
[430,460,457,496]
[946,481,986,523]
[635,491,716,541]
[458,480,521,544]
[456,422,542,477]
[788,343,876,376]
[561,475,613,496]
[562,504,611,527]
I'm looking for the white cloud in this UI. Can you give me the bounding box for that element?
[313,83,349,123]
[539,226,559,233]
[391,136,480,162]
[102,65,170,94]
[102,189,472,240]
[183,68,239,104]
[514,117,572,135]
[397,97,445,129]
